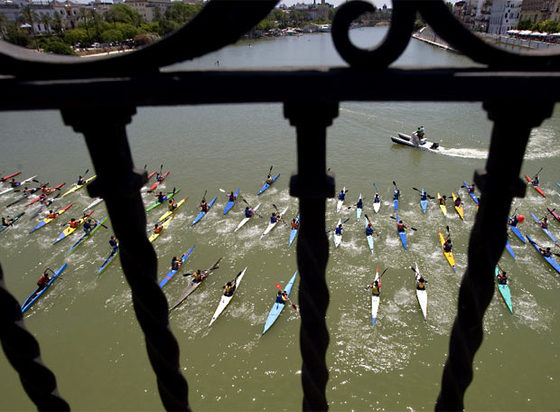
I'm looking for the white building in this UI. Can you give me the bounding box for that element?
[488,0,522,34]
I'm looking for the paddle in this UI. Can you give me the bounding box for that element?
[275,283,298,311]
[389,215,417,231]
[412,187,435,199]
[201,189,207,203]
[529,238,560,257]
[240,197,263,218]
[364,214,379,236]
[325,218,351,233]
[272,203,287,225]
[534,167,543,178]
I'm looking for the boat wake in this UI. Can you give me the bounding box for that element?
[438,147,488,159]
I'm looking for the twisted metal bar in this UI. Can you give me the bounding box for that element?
[0,263,70,410]
[286,101,337,411]
[435,101,554,410]
[61,107,190,411]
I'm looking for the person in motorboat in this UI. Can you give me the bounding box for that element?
[356,197,363,210]
[443,237,453,253]
[338,189,346,202]
[539,246,552,258]
[366,223,375,236]
[244,207,255,218]
[199,198,209,213]
[77,176,85,185]
[416,276,427,290]
[109,235,119,254]
[157,192,165,203]
[223,280,237,297]
[291,218,299,230]
[540,216,549,229]
[168,199,177,211]
[335,223,343,236]
[368,279,381,296]
[410,131,420,148]
[419,125,425,138]
[454,195,462,208]
[374,193,380,203]
[397,220,406,232]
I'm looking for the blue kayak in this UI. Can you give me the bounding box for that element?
[420,188,428,214]
[530,212,558,244]
[191,197,217,226]
[97,250,119,275]
[159,246,195,288]
[509,224,526,243]
[257,173,280,195]
[223,188,240,215]
[527,235,560,274]
[505,240,516,259]
[288,214,300,247]
[393,199,398,213]
[21,263,68,313]
[463,181,479,205]
[262,271,297,335]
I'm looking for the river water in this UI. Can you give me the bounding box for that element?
[1,27,559,410]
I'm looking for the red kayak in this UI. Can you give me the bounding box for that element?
[1,171,21,182]
[146,171,156,181]
[548,207,560,222]
[24,182,66,207]
[148,171,169,193]
[525,175,546,198]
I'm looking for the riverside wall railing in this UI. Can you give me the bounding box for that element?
[1,0,559,410]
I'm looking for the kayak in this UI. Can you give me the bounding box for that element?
[191,196,217,226]
[524,175,546,198]
[413,264,427,320]
[495,266,513,313]
[169,257,222,311]
[333,218,343,248]
[257,173,280,195]
[67,216,107,253]
[159,246,195,288]
[509,224,526,243]
[393,199,398,213]
[505,239,516,259]
[526,234,560,275]
[209,266,248,326]
[83,197,103,212]
[396,215,407,250]
[451,192,464,220]
[463,181,480,205]
[373,196,381,213]
[336,187,346,213]
[24,182,66,207]
[97,249,119,275]
[147,171,170,193]
[390,133,442,153]
[438,231,456,272]
[262,271,297,335]
[30,203,73,233]
[547,207,560,223]
[6,187,41,208]
[288,214,300,247]
[53,210,94,244]
[530,212,558,244]
[356,194,362,221]
[156,196,188,224]
[21,263,68,314]
[371,268,380,326]
[146,170,157,182]
[365,217,374,254]
[0,212,25,233]
[148,214,174,243]
[60,175,96,198]
[261,206,288,238]
[234,203,261,232]
[145,189,180,212]
[223,188,240,215]
[420,188,428,214]
[437,192,448,217]
[1,171,21,182]
[0,175,37,196]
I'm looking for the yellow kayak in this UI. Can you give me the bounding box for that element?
[437,192,448,217]
[61,175,96,198]
[149,215,174,243]
[53,210,94,244]
[438,231,456,272]
[155,196,188,223]
[452,192,464,220]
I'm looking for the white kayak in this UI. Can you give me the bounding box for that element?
[373,197,381,213]
[83,197,103,212]
[336,186,346,213]
[209,267,247,326]
[413,263,427,320]
[0,175,37,196]
[333,218,342,248]
[391,133,442,153]
[356,193,362,221]
[234,203,261,232]
[371,268,380,326]
[261,206,288,238]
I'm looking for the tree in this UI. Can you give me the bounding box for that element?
[64,27,88,46]
[20,5,39,49]
[40,13,52,34]
[3,22,29,47]
[51,12,64,38]
[104,4,142,27]
[101,28,124,43]
[78,8,91,42]
[0,12,7,36]
[42,37,75,55]
[517,20,532,30]
[164,3,202,25]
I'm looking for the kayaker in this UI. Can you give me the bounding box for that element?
[270,213,278,224]
[540,216,549,229]
[374,193,380,203]
[9,178,19,188]
[397,220,406,233]
[83,218,97,234]
[171,256,181,271]
[228,191,237,202]
[338,189,346,202]
[497,270,508,285]
[168,199,177,211]
[36,268,54,291]
[275,290,287,304]
[153,222,163,234]
[265,174,274,185]
[438,194,447,205]
[443,237,453,253]
[539,246,552,258]
[244,207,255,218]
[200,199,209,213]
[69,218,80,229]
[156,172,163,182]
[223,280,236,297]
[157,192,165,203]
[334,223,344,237]
[77,176,85,185]
[109,235,118,254]
[1,216,13,226]
[416,276,427,290]
[192,269,205,283]
[356,197,363,210]
[420,191,428,201]
[366,223,374,236]
[393,188,400,201]
[508,215,519,227]
[368,279,381,296]
[454,196,462,207]
[532,173,540,186]
[47,210,58,219]
[467,184,475,194]
[291,219,300,230]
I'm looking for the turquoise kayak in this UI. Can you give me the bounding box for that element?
[262,271,297,335]
[159,246,195,288]
[67,217,107,253]
[223,188,240,215]
[527,235,560,274]
[530,212,558,244]
[21,263,67,313]
[257,173,279,195]
[191,196,217,226]
[495,266,513,313]
[288,214,300,247]
[365,218,374,254]
[97,249,119,275]
[420,188,428,214]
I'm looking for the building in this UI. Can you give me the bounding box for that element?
[519,0,560,23]
[488,0,522,34]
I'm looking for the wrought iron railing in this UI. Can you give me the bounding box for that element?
[1,1,559,410]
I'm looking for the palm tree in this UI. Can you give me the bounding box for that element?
[78,7,91,42]
[40,13,52,34]
[20,5,39,49]
[51,11,64,38]
[0,12,7,37]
